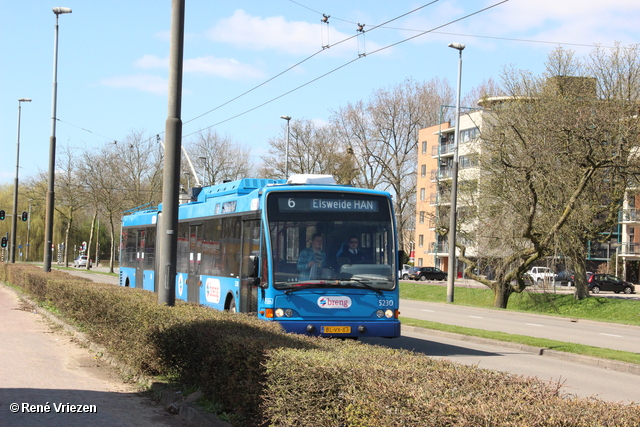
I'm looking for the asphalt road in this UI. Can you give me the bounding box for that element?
[362,328,640,404]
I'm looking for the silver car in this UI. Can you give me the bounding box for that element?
[73,255,92,268]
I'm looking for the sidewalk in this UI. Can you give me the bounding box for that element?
[0,284,193,427]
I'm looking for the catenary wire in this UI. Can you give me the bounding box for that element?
[181,0,509,139]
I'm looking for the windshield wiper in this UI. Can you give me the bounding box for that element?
[339,279,383,295]
[283,281,339,294]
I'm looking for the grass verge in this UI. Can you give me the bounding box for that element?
[400,281,640,326]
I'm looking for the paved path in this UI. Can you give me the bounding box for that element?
[0,285,189,427]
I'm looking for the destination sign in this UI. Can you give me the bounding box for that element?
[278,197,379,212]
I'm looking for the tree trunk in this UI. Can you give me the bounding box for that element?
[493,282,513,308]
[108,214,116,274]
[63,213,73,267]
[85,210,97,270]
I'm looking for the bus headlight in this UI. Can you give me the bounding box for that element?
[376,309,385,318]
[275,308,294,318]
[385,309,394,318]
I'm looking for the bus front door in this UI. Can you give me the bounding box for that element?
[187,224,202,303]
[240,219,260,313]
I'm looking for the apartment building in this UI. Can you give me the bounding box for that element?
[415,95,624,280]
[414,110,483,277]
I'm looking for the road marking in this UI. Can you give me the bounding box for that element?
[599,333,623,338]
[422,309,434,312]
[526,323,544,327]
[469,315,483,319]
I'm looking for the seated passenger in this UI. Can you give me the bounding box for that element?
[336,236,370,266]
[297,233,328,280]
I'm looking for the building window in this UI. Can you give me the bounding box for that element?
[418,258,423,266]
[459,155,477,169]
[422,141,427,153]
[420,164,426,177]
[419,211,425,223]
[420,188,425,200]
[418,235,424,247]
[460,127,479,143]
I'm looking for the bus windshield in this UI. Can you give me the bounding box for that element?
[266,191,396,291]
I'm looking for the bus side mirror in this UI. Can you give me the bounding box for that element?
[248,255,261,286]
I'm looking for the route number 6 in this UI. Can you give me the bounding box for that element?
[288,198,295,208]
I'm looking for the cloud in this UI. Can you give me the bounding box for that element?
[205,9,386,57]
[135,54,264,80]
[184,56,265,80]
[99,74,168,95]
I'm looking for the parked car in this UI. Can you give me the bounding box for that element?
[554,269,574,286]
[409,267,447,281]
[588,274,635,294]
[399,264,413,280]
[73,255,92,269]
[526,266,555,285]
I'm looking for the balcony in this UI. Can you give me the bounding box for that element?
[428,241,449,255]
[430,168,453,181]
[620,208,640,224]
[618,243,640,258]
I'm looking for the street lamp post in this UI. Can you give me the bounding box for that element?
[10,98,31,263]
[446,42,465,303]
[280,115,291,178]
[43,6,72,272]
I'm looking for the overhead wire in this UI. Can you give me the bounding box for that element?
[58,1,619,147]
[181,0,509,139]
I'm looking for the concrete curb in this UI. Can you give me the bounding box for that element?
[5,284,231,427]
[403,325,640,375]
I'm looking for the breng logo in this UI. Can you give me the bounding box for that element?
[317,296,352,309]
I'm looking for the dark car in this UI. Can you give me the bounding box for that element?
[588,274,635,294]
[408,267,447,281]
[554,269,574,286]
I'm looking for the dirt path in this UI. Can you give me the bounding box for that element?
[0,285,190,427]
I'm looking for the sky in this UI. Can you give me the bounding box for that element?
[1,0,639,185]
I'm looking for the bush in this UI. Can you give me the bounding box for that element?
[3,264,640,426]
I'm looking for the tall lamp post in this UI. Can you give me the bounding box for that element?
[446,42,465,303]
[280,115,291,178]
[43,6,72,272]
[10,98,32,263]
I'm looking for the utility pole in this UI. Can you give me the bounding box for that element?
[157,0,185,306]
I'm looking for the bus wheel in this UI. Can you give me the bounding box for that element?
[226,297,236,313]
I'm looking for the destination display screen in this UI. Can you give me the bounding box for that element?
[277,196,379,213]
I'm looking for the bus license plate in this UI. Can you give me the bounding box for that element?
[322,326,351,334]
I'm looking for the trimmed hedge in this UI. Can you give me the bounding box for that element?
[3,264,639,426]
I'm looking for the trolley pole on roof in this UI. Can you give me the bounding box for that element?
[158,0,185,306]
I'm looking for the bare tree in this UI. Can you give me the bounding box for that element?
[458,45,640,308]
[54,144,87,266]
[331,77,454,252]
[260,119,357,184]
[185,129,254,186]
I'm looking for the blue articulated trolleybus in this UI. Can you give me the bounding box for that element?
[120,174,401,338]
